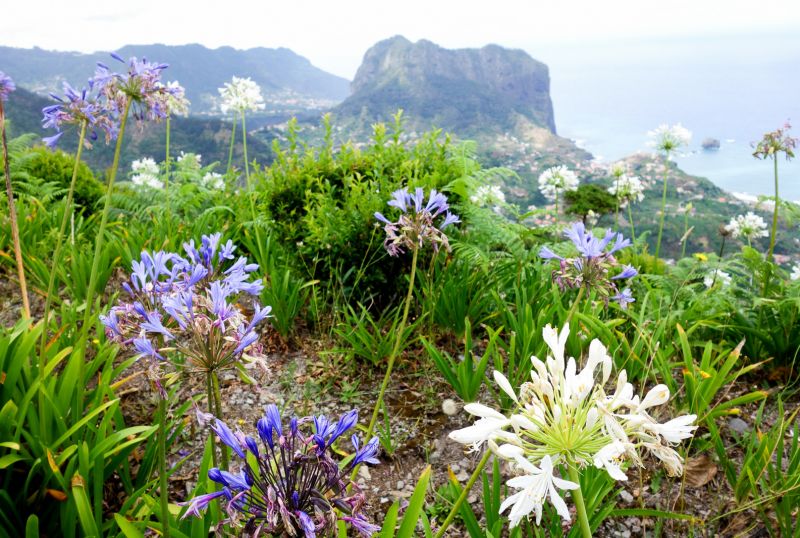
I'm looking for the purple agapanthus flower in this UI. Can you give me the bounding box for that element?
[100,233,272,391]
[41,81,119,149]
[539,222,637,308]
[0,71,15,102]
[375,187,460,256]
[183,405,380,537]
[92,53,175,123]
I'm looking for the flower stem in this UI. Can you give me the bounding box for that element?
[353,247,419,480]
[654,151,670,261]
[767,155,779,262]
[164,114,172,242]
[0,101,31,319]
[433,449,491,538]
[211,370,228,469]
[38,120,87,439]
[77,99,131,422]
[567,463,592,538]
[157,397,171,538]
[681,209,689,259]
[627,203,637,259]
[206,371,218,468]
[566,285,585,325]
[226,116,237,175]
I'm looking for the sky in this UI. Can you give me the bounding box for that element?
[3,0,800,79]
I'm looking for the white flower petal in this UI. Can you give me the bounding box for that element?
[493,370,519,402]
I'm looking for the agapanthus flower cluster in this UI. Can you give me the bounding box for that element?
[176,151,202,167]
[725,212,768,241]
[0,71,15,102]
[647,123,692,153]
[704,269,731,289]
[200,171,225,190]
[100,233,270,391]
[374,187,460,256]
[160,80,190,117]
[182,405,380,537]
[219,76,266,114]
[41,81,119,149]
[130,157,163,189]
[608,174,645,207]
[791,264,800,281]
[539,222,637,308]
[470,184,506,208]
[538,165,579,201]
[753,122,797,160]
[92,53,174,122]
[449,324,697,528]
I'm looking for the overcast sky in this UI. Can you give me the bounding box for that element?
[2,0,799,79]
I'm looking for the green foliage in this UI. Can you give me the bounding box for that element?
[17,147,103,211]
[564,184,616,223]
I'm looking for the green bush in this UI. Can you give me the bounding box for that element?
[17,147,104,211]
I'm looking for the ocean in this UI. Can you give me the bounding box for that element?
[540,32,800,201]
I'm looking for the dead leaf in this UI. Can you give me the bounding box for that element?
[684,454,717,488]
[46,489,68,502]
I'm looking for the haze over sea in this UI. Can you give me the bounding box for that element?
[542,32,800,201]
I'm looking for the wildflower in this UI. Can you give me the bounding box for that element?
[538,165,579,201]
[41,82,118,149]
[374,187,460,256]
[92,53,172,122]
[0,71,15,101]
[176,151,201,167]
[725,212,768,241]
[183,406,379,536]
[608,174,645,208]
[130,157,163,189]
[647,124,692,153]
[703,269,731,288]
[791,264,800,281]
[752,122,797,160]
[161,80,190,117]
[218,76,265,114]
[470,184,506,209]
[199,171,225,190]
[449,324,697,529]
[100,234,270,382]
[539,222,636,307]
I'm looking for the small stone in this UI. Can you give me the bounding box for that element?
[467,494,478,504]
[450,463,460,473]
[456,470,469,482]
[619,490,634,504]
[358,478,366,486]
[380,497,389,504]
[442,399,459,416]
[728,417,750,434]
[358,466,372,480]
[396,480,405,490]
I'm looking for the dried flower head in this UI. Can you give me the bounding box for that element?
[449,324,697,528]
[181,405,380,537]
[752,122,797,160]
[219,76,266,114]
[539,222,637,308]
[375,187,460,256]
[538,165,579,201]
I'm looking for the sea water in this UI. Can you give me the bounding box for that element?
[543,32,800,201]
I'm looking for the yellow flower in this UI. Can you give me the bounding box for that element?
[693,253,708,262]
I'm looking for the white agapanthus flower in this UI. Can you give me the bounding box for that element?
[218,76,266,114]
[130,157,163,189]
[608,174,645,207]
[725,212,768,240]
[199,172,225,190]
[789,264,800,281]
[448,324,697,529]
[163,80,190,116]
[703,269,732,288]
[470,185,506,208]
[538,165,579,201]
[647,123,692,153]
[176,151,202,168]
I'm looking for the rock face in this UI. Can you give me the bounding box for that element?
[336,36,556,134]
[702,137,721,150]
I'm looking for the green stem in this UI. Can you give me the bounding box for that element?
[614,175,621,229]
[38,120,87,440]
[241,111,264,254]
[77,99,131,422]
[164,114,172,241]
[627,203,637,257]
[767,155,779,262]
[0,101,30,319]
[206,371,218,468]
[566,285,586,325]
[681,211,689,259]
[158,397,171,538]
[241,111,250,186]
[352,247,419,481]
[211,371,228,469]
[554,191,559,229]
[226,115,237,175]
[654,151,670,260]
[433,449,491,538]
[567,462,592,538]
